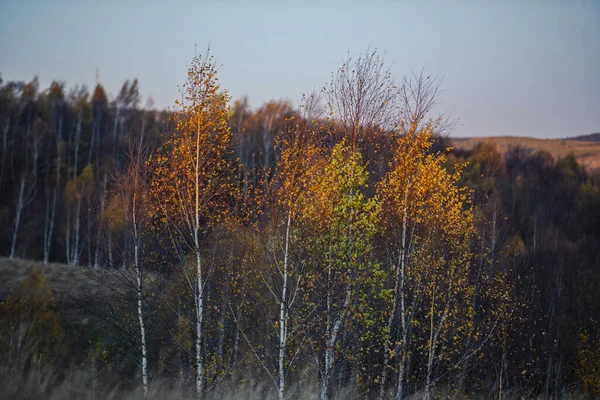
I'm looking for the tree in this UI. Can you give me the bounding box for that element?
[297,140,380,400]
[264,106,323,400]
[43,81,66,264]
[149,50,233,397]
[377,127,477,399]
[112,140,151,397]
[9,173,36,259]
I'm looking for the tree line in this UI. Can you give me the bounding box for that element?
[1,49,599,399]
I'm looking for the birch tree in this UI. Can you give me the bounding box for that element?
[43,81,65,264]
[149,50,233,397]
[113,141,151,397]
[9,173,35,259]
[378,127,477,399]
[297,141,380,399]
[257,107,323,400]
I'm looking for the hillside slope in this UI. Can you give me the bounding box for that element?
[451,136,600,172]
[568,132,600,142]
[0,257,134,305]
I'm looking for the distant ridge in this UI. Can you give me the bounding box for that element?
[567,132,600,142]
[450,135,600,172]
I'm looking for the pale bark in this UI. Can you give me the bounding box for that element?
[136,261,148,397]
[194,118,204,397]
[71,195,82,266]
[73,108,82,183]
[320,283,351,400]
[132,198,148,398]
[107,229,114,268]
[65,210,71,265]
[10,178,30,259]
[278,212,292,400]
[0,115,10,190]
[424,296,448,400]
[195,248,203,396]
[380,183,410,400]
[43,116,62,264]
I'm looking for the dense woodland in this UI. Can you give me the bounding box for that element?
[1,50,599,399]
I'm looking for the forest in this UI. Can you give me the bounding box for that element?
[0,49,599,400]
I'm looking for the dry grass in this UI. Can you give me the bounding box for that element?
[0,257,127,305]
[451,136,600,172]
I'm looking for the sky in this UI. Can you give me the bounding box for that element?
[1,0,599,138]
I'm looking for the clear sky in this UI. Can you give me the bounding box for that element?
[1,0,599,138]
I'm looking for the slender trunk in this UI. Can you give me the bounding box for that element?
[424,298,448,400]
[31,135,40,182]
[87,197,92,267]
[133,203,148,398]
[122,233,128,269]
[66,210,72,265]
[322,247,333,400]
[278,212,292,400]
[10,178,26,259]
[72,195,82,266]
[136,262,148,397]
[380,263,398,400]
[321,285,351,400]
[424,294,436,400]
[87,116,95,167]
[194,114,204,398]
[498,329,506,400]
[195,247,203,396]
[95,174,107,268]
[380,184,410,400]
[44,120,61,264]
[231,303,243,368]
[73,109,82,183]
[43,188,57,264]
[0,115,10,190]
[218,290,226,362]
[107,229,113,268]
[396,219,409,400]
[113,106,120,140]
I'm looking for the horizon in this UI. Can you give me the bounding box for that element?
[1,0,599,138]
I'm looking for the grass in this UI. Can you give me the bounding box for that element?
[0,256,130,306]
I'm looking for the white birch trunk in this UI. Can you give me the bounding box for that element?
[132,199,148,398]
[66,209,72,265]
[380,183,410,400]
[195,247,203,396]
[44,117,61,264]
[136,256,148,397]
[9,178,27,259]
[0,115,10,189]
[194,121,204,397]
[321,284,351,400]
[278,212,291,400]
[73,109,82,183]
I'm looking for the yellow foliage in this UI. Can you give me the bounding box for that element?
[148,52,234,237]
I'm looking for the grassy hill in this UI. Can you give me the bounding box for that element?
[451,135,600,172]
[0,257,130,305]
[568,132,600,142]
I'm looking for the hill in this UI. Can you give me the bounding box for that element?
[568,132,600,142]
[450,136,600,172]
[0,257,130,304]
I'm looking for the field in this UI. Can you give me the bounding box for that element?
[451,135,600,172]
